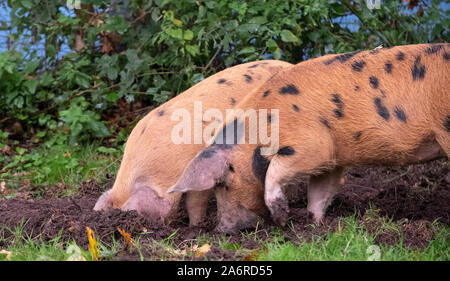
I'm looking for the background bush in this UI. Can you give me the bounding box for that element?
[0,0,448,143]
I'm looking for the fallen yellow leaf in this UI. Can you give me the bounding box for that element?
[194,244,211,258]
[117,228,134,248]
[0,250,12,260]
[86,226,100,261]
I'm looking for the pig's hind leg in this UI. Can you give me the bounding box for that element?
[307,166,345,223]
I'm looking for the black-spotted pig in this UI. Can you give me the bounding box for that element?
[168,44,450,232]
[93,60,293,225]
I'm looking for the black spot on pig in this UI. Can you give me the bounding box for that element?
[292,104,300,112]
[277,146,295,156]
[320,117,331,129]
[369,76,379,89]
[353,131,362,141]
[158,110,165,117]
[333,109,344,119]
[354,85,360,91]
[396,51,405,61]
[230,97,236,105]
[248,64,259,68]
[217,78,227,84]
[412,56,426,81]
[323,51,358,65]
[374,98,390,120]
[331,93,343,104]
[279,84,300,95]
[351,61,366,72]
[425,45,443,55]
[444,116,450,132]
[331,93,344,119]
[141,127,146,135]
[252,146,270,184]
[263,90,271,98]
[244,74,253,83]
[336,51,359,62]
[443,52,449,61]
[384,61,393,74]
[394,106,407,123]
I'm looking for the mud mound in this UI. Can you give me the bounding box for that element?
[0,159,448,259]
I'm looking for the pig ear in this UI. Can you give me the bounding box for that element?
[167,146,232,194]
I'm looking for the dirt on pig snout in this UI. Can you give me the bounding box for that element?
[0,159,449,260]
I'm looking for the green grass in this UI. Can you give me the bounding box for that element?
[0,136,123,198]
[257,216,450,261]
[0,222,91,261]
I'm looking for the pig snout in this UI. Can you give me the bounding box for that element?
[122,184,172,223]
[214,187,264,233]
[93,189,113,211]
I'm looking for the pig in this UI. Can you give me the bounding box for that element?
[168,43,450,233]
[93,60,293,226]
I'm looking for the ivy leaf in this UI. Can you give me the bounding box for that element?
[280,30,301,43]
[183,29,194,41]
[23,79,38,94]
[186,44,200,56]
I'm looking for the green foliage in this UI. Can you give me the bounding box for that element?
[0,0,448,143]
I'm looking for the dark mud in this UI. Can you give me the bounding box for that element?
[0,159,449,260]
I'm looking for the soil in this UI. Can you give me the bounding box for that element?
[0,159,449,260]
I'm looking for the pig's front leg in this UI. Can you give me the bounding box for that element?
[307,166,345,223]
[185,190,212,226]
[264,127,336,226]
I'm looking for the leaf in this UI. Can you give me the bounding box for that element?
[98,146,118,154]
[194,244,211,258]
[117,228,134,248]
[0,250,12,260]
[266,39,278,52]
[186,45,200,56]
[280,30,300,43]
[166,28,183,40]
[172,18,182,27]
[24,79,39,94]
[183,29,194,41]
[86,226,100,261]
[244,248,267,261]
[238,47,256,55]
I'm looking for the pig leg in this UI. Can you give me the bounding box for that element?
[434,130,450,157]
[265,128,336,226]
[307,166,345,223]
[185,190,212,226]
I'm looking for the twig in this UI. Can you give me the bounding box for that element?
[201,46,221,74]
